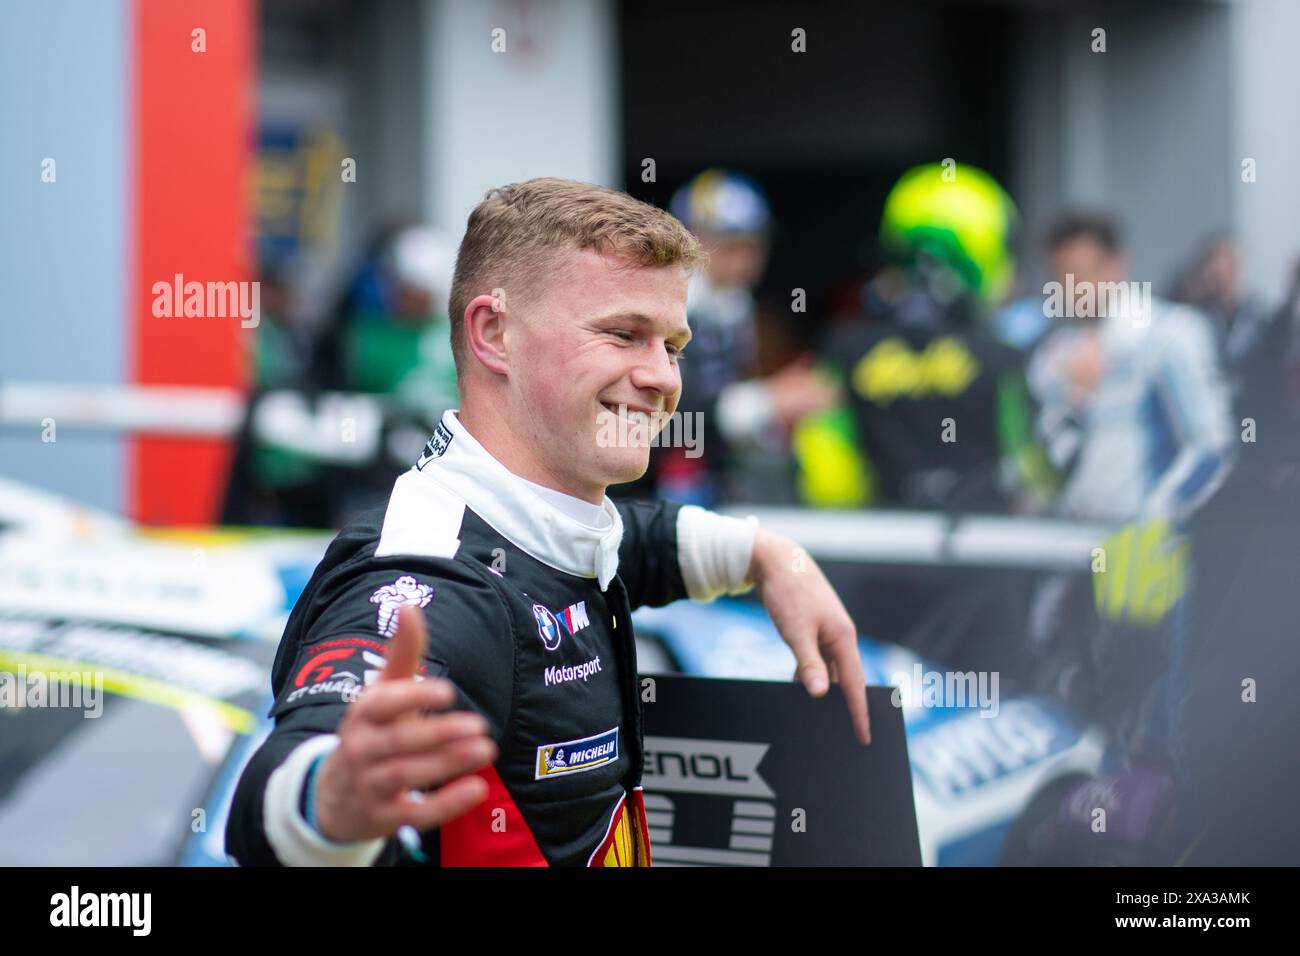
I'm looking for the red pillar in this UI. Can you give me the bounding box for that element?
[130,0,254,524]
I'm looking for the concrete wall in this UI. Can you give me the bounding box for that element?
[1010,0,1235,294]
[1230,0,1300,305]
[423,0,620,235]
[0,0,128,511]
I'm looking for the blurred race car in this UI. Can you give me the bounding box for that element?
[0,477,327,866]
[0,478,1101,866]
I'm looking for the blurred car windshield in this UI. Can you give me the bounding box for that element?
[0,614,274,865]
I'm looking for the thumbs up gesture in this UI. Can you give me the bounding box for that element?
[313,605,497,843]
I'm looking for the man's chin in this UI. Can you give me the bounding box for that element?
[594,450,651,488]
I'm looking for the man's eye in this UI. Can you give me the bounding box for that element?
[608,330,635,342]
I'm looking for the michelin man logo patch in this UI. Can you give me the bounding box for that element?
[416,421,454,470]
[370,575,435,637]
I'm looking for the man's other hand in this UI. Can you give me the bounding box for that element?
[749,529,871,745]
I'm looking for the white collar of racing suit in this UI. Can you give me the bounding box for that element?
[411,409,625,591]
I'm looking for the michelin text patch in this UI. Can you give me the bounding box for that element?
[536,727,619,779]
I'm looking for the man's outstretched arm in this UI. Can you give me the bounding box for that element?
[617,499,870,745]
[747,527,871,745]
[227,572,506,867]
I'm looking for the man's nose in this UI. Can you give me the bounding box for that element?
[628,343,681,399]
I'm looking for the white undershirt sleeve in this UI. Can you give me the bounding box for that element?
[676,504,760,603]
[263,734,387,867]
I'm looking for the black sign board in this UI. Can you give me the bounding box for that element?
[639,677,921,866]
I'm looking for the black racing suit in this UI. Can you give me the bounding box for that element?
[226,414,700,866]
[820,284,1038,512]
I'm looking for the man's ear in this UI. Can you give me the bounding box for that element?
[463,292,510,376]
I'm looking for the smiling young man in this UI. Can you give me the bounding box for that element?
[226,177,868,867]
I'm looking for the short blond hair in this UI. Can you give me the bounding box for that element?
[448,177,705,373]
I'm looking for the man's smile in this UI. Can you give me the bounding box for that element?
[599,402,660,424]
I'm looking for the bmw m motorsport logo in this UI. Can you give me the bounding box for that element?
[536,727,619,779]
[533,601,589,651]
[533,603,563,651]
[558,600,589,635]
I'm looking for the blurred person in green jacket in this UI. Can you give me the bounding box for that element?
[225,226,462,528]
[323,223,460,416]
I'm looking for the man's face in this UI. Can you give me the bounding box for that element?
[1050,237,1126,292]
[1202,241,1239,303]
[506,246,690,496]
[699,231,769,290]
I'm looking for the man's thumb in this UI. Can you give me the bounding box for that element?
[795,658,830,697]
[381,605,427,682]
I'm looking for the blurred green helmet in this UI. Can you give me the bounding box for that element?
[880,162,1018,303]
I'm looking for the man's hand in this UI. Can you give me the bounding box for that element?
[749,528,871,745]
[314,605,497,843]
[764,356,842,428]
[1065,327,1104,407]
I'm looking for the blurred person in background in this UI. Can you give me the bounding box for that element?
[223,224,462,529]
[1169,231,1268,347]
[221,259,334,528]
[316,222,460,419]
[317,223,461,523]
[1024,212,1232,702]
[617,169,836,507]
[1170,231,1299,435]
[795,162,1053,514]
[1012,216,1236,863]
[789,163,1054,678]
[1010,262,1300,865]
[1176,258,1300,863]
[1027,212,1233,525]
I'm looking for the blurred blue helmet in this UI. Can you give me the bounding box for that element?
[670,169,771,235]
